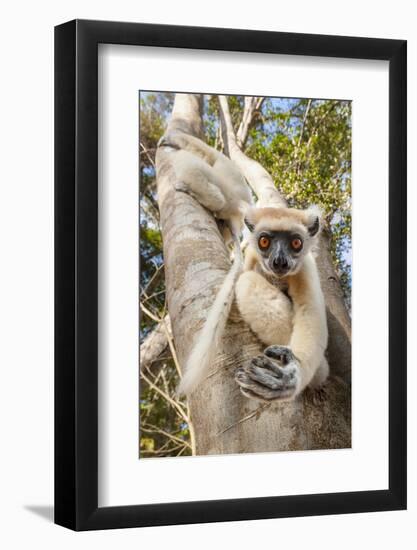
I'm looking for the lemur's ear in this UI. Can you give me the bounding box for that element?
[244,217,255,232]
[308,216,320,236]
[305,205,322,237]
[244,207,257,232]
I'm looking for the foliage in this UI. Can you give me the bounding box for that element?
[139,92,352,458]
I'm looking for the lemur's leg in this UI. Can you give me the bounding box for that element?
[172,150,227,213]
[235,271,293,346]
[159,131,219,165]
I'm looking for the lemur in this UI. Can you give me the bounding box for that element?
[158,130,252,395]
[234,206,329,402]
[158,131,328,401]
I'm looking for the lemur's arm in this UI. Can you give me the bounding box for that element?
[286,254,328,391]
[235,256,328,401]
[234,248,299,401]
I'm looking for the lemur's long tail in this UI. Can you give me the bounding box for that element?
[177,229,243,396]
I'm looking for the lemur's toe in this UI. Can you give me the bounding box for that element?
[251,356,282,377]
[264,345,295,365]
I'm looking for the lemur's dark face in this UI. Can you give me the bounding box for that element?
[244,206,321,278]
[255,230,306,276]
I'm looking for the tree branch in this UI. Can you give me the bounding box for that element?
[218,95,285,207]
[140,141,156,169]
[141,370,190,425]
[139,314,171,372]
[236,96,265,148]
[141,424,192,449]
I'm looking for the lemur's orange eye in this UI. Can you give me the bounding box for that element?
[259,236,270,250]
[291,238,303,251]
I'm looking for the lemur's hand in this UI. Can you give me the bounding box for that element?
[235,345,301,402]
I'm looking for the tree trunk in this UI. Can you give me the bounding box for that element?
[156,93,351,455]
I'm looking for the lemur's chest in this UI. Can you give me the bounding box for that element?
[254,265,292,303]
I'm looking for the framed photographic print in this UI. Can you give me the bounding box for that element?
[55,19,407,531]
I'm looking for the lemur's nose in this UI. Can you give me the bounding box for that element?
[273,256,288,270]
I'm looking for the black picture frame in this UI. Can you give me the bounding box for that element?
[55,19,407,531]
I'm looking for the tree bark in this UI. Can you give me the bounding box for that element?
[140,315,171,372]
[156,93,351,455]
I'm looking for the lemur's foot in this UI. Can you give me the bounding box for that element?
[235,345,301,402]
[173,181,202,206]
